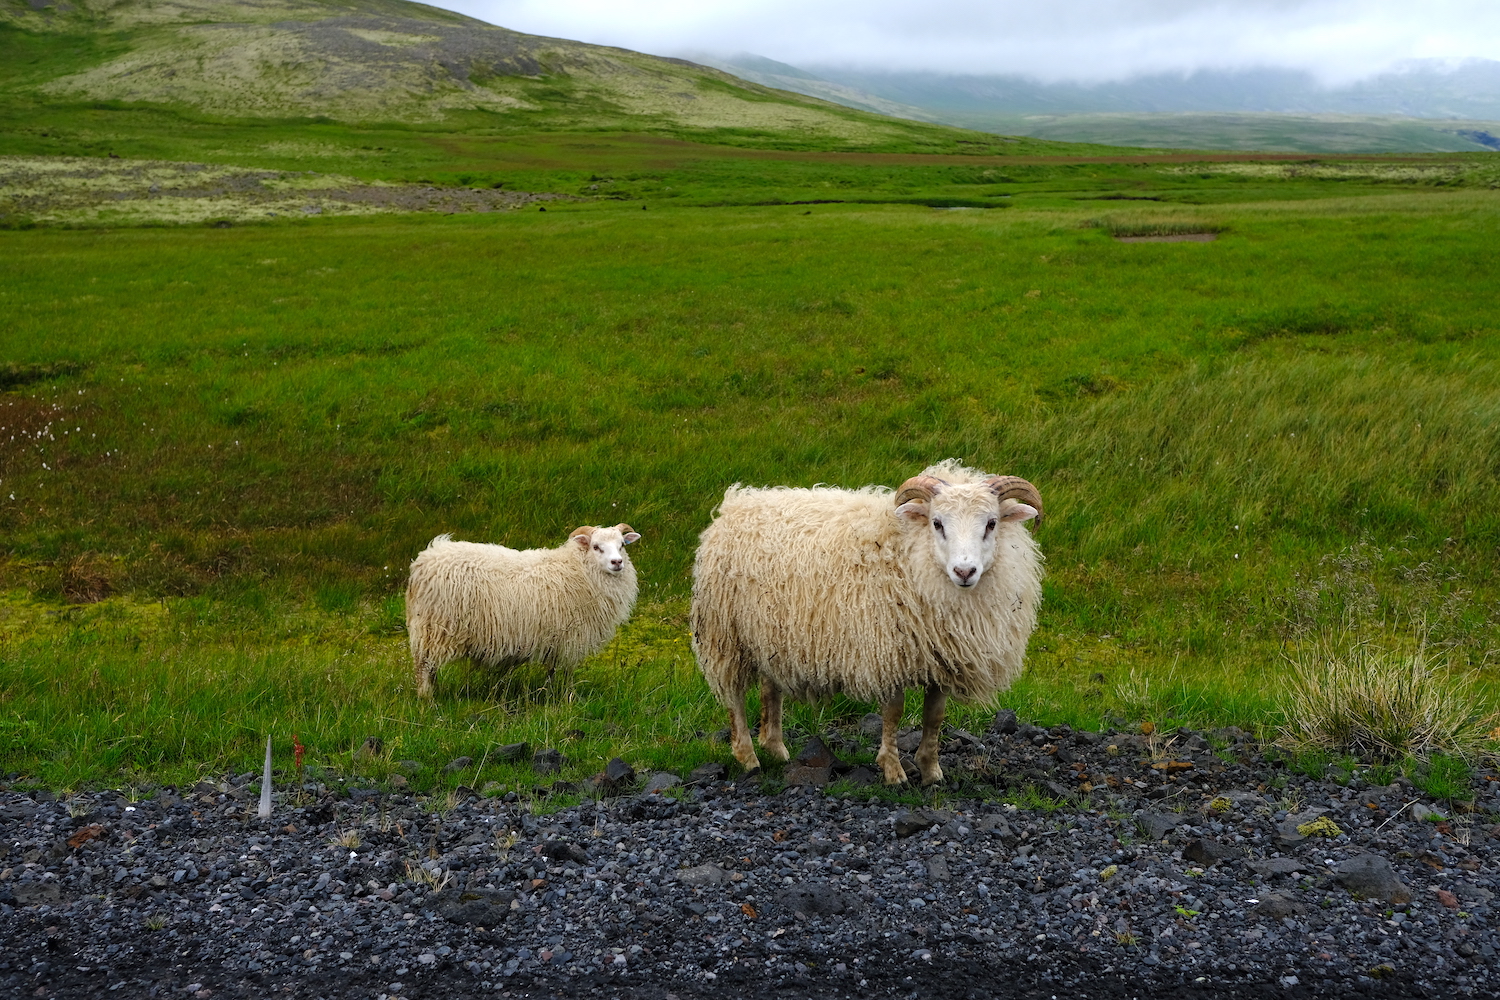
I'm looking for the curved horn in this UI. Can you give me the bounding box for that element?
[569,525,597,540]
[614,523,635,535]
[893,475,945,507]
[986,475,1044,525]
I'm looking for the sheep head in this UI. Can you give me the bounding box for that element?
[572,523,640,574]
[894,473,1040,589]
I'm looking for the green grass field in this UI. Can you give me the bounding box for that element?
[4,161,1499,795]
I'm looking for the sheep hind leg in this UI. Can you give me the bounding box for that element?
[726,692,763,776]
[758,679,790,762]
[915,685,947,786]
[875,695,908,785]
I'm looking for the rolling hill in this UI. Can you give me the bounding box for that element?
[0,0,1040,153]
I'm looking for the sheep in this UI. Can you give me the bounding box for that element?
[690,460,1042,785]
[406,523,641,697]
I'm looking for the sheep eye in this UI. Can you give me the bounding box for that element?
[932,520,945,535]
[593,545,602,552]
[985,518,997,534]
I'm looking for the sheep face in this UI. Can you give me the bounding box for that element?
[572,523,641,575]
[898,486,1038,589]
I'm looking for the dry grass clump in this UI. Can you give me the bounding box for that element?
[1278,637,1497,761]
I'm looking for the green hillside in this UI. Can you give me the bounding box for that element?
[0,0,1068,154]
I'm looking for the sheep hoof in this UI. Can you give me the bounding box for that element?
[764,743,790,762]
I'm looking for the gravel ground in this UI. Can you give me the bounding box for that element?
[5,717,1500,999]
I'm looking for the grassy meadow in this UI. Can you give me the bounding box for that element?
[2,147,1500,797]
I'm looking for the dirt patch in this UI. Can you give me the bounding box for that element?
[1115,233,1218,243]
[0,155,565,226]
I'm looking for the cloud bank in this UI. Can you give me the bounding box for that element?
[437,0,1500,84]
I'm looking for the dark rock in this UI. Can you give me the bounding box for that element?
[444,756,474,773]
[642,772,681,795]
[532,748,564,774]
[1252,893,1309,918]
[842,766,879,787]
[894,810,939,838]
[675,863,731,887]
[550,780,579,795]
[784,765,833,787]
[1181,839,1244,866]
[1336,855,1414,904]
[778,881,859,917]
[858,713,885,738]
[794,736,841,769]
[1135,811,1184,841]
[686,762,726,784]
[1276,808,1329,843]
[990,709,1019,735]
[945,729,985,751]
[604,758,635,784]
[541,841,590,864]
[12,882,60,906]
[423,887,517,925]
[925,856,951,882]
[895,729,923,753]
[498,742,532,763]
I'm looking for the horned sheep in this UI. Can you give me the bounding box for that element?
[691,460,1043,784]
[406,524,640,697]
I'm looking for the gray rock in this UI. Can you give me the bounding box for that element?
[1181,839,1244,866]
[355,737,383,760]
[1276,808,1329,843]
[423,887,516,925]
[686,762,726,784]
[1135,811,1184,841]
[1248,857,1307,876]
[532,748,565,774]
[444,756,474,773]
[794,735,841,769]
[604,757,635,784]
[642,772,681,795]
[945,729,985,751]
[1409,802,1441,822]
[1453,882,1495,903]
[778,881,859,917]
[395,760,423,775]
[12,882,60,905]
[895,729,923,753]
[675,863,731,887]
[842,766,880,787]
[1252,892,1309,918]
[858,713,885,738]
[990,709,1019,735]
[497,742,532,763]
[925,856,951,882]
[1336,854,1414,904]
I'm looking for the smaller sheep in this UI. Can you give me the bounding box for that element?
[406,523,640,697]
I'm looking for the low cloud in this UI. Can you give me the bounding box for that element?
[442,0,1500,84]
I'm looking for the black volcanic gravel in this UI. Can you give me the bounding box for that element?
[4,722,1500,999]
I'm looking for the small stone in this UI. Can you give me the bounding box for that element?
[676,863,731,887]
[1181,839,1244,866]
[841,766,879,787]
[1247,857,1306,876]
[1252,893,1309,918]
[858,714,884,738]
[1277,808,1328,842]
[894,810,939,838]
[1409,802,1441,822]
[784,765,833,787]
[389,775,409,790]
[395,761,422,775]
[642,772,681,795]
[778,882,858,916]
[444,756,474,773]
[990,709,1019,735]
[794,736,841,769]
[355,737,383,760]
[1135,811,1183,841]
[604,757,635,783]
[924,856,951,882]
[541,841,590,864]
[1434,888,1459,910]
[1335,854,1414,905]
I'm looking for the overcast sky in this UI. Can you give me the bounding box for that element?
[436,0,1500,84]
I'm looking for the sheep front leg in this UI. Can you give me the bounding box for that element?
[758,679,790,762]
[726,691,763,775]
[875,695,908,785]
[916,685,946,786]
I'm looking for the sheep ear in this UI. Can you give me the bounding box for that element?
[894,500,929,522]
[1000,502,1039,523]
[622,532,641,545]
[571,527,595,548]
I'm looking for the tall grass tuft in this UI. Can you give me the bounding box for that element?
[1277,636,1497,762]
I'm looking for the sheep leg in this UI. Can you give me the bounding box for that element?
[875,695,908,785]
[414,657,436,698]
[726,691,763,775]
[916,685,947,786]
[758,679,790,762]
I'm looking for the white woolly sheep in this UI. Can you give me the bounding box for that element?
[406,523,641,697]
[690,460,1043,784]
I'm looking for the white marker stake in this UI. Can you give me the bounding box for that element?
[258,735,273,820]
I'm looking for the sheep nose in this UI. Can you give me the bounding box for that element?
[610,558,623,571]
[953,565,977,585]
